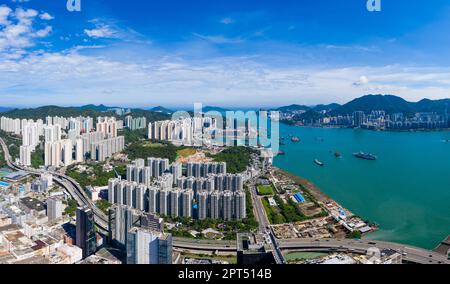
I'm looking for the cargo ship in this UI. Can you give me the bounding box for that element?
[291,136,301,143]
[314,159,325,166]
[353,152,377,161]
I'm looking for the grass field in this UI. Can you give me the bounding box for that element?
[143,142,165,148]
[262,197,286,224]
[284,252,328,263]
[257,185,275,196]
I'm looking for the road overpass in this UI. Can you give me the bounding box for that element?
[172,238,236,252]
[279,238,450,264]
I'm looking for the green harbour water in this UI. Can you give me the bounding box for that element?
[274,123,450,249]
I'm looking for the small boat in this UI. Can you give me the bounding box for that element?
[277,151,286,156]
[280,142,286,146]
[291,137,301,143]
[353,152,377,161]
[314,159,325,166]
[334,151,342,158]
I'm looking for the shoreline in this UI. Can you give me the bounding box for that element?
[274,167,333,204]
[280,121,450,133]
[272,166,379,232]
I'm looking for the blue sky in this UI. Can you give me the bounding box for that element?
[1,0,450,108]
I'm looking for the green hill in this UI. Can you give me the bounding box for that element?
[4,106,116,120]
[331,95,415,115]
[3,105,171,122]
[276,104,311,112]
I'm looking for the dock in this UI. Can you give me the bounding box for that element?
[434,235,450,256]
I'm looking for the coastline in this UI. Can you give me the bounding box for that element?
[280,120,450,133]
[272,166,379,231]
[274,167,333,204]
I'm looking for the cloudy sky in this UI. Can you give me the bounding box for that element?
[1,0,450,108]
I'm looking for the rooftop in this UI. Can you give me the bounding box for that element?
[20,197,46,212]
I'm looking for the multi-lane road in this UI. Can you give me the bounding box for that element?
[279,238,450,264]
[249,180,270,232]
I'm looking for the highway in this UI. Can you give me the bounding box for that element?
[248,178,285,263]
[279,238,450,264]
[173,238,236,252]
[249,180,270,232]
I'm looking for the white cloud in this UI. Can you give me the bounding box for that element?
[1,48,450,107]
[0,6,12,26]
[39,12,54,21]
[84,25,117,39]
[0,5,52,55]
[193,33,244,44]
[353,75,370,86]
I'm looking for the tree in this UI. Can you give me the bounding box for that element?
[349,230,362,239]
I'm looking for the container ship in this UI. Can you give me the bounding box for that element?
[291,136,301,143]
[353,152,377,161]
[314,159,325,166]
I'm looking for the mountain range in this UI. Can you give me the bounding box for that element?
[2,105,170,122]
[1,95,449,121]
[277,95,450,120]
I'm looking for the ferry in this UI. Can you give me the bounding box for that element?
[291,136,301,143]
[314,159,325,166]
[353,152,377,161]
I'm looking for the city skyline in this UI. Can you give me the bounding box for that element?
[1,1,450,107]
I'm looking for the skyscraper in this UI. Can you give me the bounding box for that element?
[76,206,97,258]
[169,189,181,218]
[353,111,365,128]
[170,163,182,185]
[47,198,62,221]
[159,189,169,216]
[148,186,158,214]
[209,191,220,219]
[222,191,233,221]
[181,190,193,218]
[126,227,173,264]
[135,184,147,211]
[75,138,84,163]
[234,191,246,220]
[108,205,140,250]
[197,191,208,220]
[19,145,33,166]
